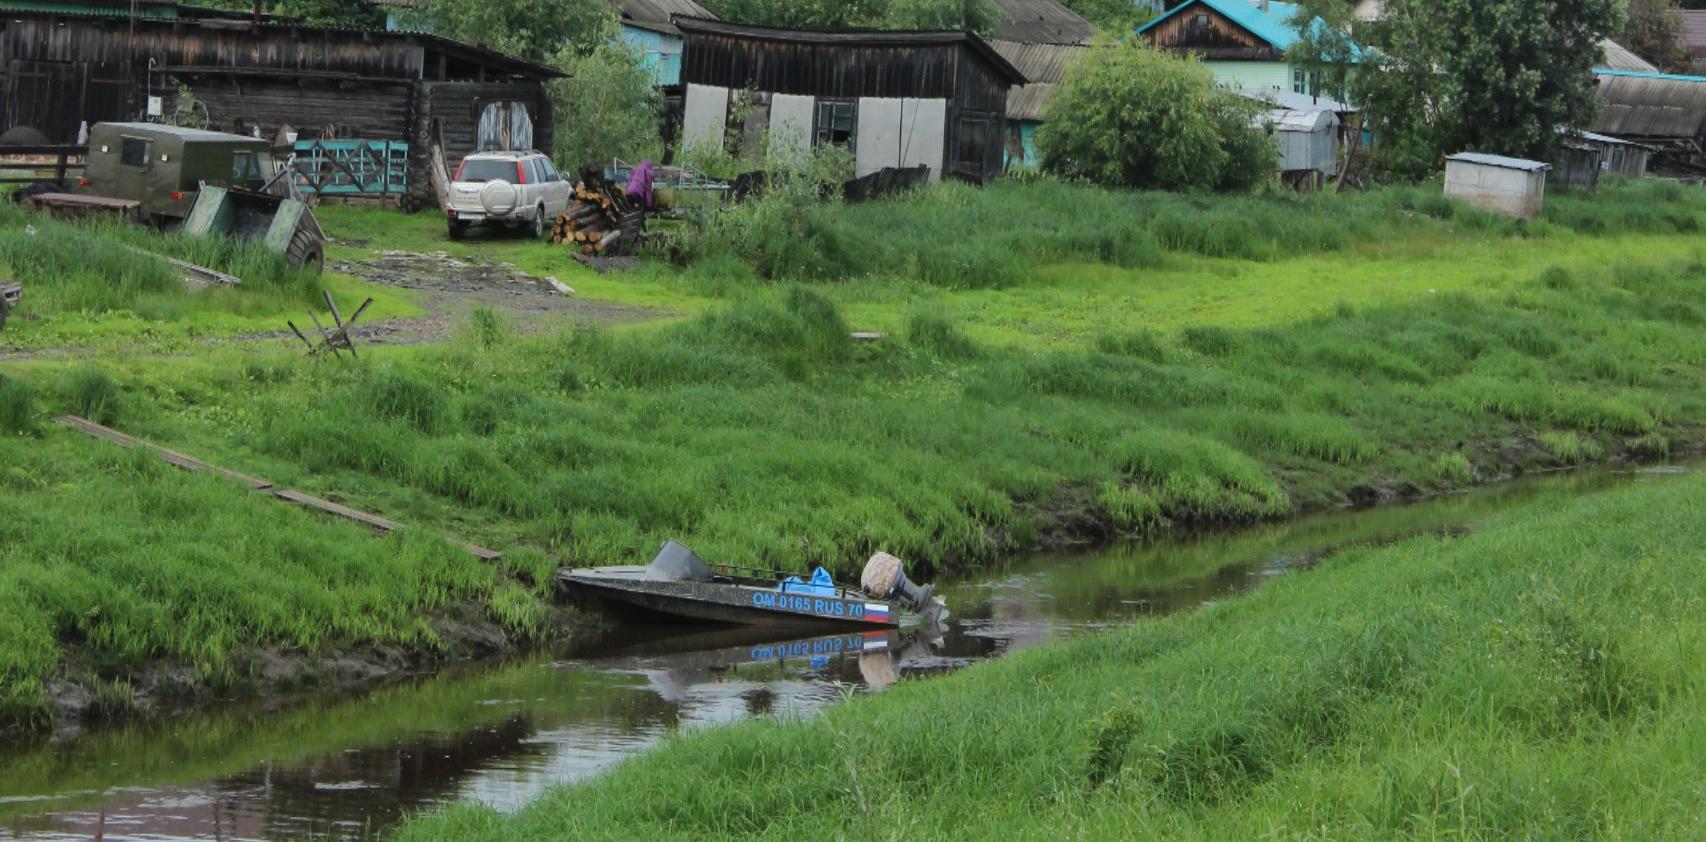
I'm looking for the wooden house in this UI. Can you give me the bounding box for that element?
[0,2,559,208]
[675,18,1026,183]
[1138,0,1329,93]
[987,0,1093,169]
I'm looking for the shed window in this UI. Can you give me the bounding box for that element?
[815,101,856,152]
[120,137,150,168]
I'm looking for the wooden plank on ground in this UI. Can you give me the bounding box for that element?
[52,415,504,561]
[53,415,273,489]
[273,489,400,532]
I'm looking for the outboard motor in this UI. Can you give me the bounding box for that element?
[860,552,935,613]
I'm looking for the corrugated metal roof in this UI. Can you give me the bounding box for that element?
[1264,107,1336,132]
[1591,71,1706,138]
[1445,152,1550,172]
[1597,38,1659,72]
[990,39,1081,84]
[990,0,1093,46]
[1007,82,1056,122]
[621,0,714,35]
[1138,0,1305,51]
[1237,86,1351,112]
[991,39,1086,121]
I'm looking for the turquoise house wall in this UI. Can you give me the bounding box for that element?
[620,25,684,86]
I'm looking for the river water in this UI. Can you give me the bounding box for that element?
[0,463,1688,840]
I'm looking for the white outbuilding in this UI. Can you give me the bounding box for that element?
[1443,153,1550,219]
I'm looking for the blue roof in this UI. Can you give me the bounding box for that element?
[1137,0,1305,50]
[1593,68,1706,84]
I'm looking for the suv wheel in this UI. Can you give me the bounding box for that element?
[448,219,470,240]
[529,205,546,239]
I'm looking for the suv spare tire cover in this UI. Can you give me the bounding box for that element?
[480,180,520,215]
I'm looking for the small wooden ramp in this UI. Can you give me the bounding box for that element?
[54,415,502,562]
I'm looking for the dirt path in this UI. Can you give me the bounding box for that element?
[0,248,671,361]
[320,248,668,346]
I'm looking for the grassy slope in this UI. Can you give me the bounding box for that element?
[6,179,1706,732]
[0,202,418,351]
[0,431,560,730]
[394,471,1706,841]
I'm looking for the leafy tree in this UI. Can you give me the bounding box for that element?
[1624,0,1688,71]
[551,43,662,170]
[271,0,385,28]
[1036,43,1271,191]
[700,0,1003,34]
[1283,0,1360,101]
[403,0,618,63]
[1352,0,1624,178]
[1055,0,1160,33]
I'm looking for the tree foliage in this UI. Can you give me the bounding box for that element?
[1624,0,1688,71]
[271,0,385,28]
[1352,0,1624,179]
[403,0,617,63]
[551,44,662,170]
[1036,44,1272,191]
[699,0,1004,34]
[1055,0,1160,33]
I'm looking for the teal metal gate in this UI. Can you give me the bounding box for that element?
[292,140,408,196]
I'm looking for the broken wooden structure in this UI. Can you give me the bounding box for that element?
[289,291,374,358]
[53,414,503,561]
[550,173,646,256]
[0,280,21,331]
[0,5,560,209]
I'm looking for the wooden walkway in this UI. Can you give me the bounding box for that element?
[54,415,503,562]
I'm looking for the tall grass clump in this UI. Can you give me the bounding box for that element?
[905,305,978,359]
[0,374,36,435]
[0,201,321,334]
[67,367,121,425]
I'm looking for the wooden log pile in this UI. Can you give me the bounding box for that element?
[549,176,645,257]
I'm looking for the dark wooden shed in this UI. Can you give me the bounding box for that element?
[0,6,560,207]
[674,18,1025,183]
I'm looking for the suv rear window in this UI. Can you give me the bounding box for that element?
[458,159,519,183]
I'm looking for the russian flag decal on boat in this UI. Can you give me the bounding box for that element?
[864,602,890,621]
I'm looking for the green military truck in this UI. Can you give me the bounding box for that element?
[34,123,326,273]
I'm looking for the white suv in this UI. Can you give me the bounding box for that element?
[445,151,570,240]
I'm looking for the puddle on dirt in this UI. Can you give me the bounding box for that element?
[0,462,1690,840]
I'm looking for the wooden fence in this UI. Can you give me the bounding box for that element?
[0,145,87,185]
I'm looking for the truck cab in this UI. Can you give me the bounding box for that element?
[81,123,276,224]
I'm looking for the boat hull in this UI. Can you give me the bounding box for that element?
[561,569,899,629]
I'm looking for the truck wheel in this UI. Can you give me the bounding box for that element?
[286,229,325,275]
[529,205,545,239]
[448,220,470,240]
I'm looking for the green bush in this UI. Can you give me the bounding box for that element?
[1037,43,1272,191]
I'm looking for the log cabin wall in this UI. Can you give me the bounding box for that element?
[676,18,1024,183]
[0,11,557,206]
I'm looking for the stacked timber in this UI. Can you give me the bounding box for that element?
[549,176,645,256]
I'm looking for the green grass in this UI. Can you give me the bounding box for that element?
[0,432,562,731]
[0,201,419,349]
[392,469,1706,840]
[7,178,1706,733]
